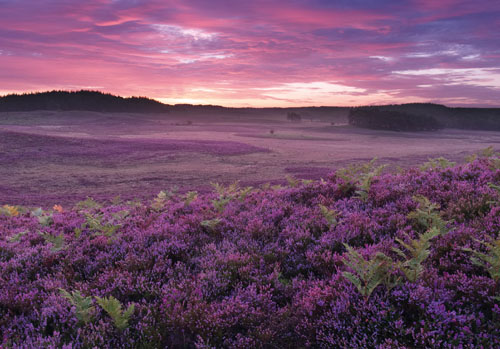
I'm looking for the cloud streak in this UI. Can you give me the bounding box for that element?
[0,0,499,106]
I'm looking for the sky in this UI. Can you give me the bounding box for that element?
[0,0,499,107]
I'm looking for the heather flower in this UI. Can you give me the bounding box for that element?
[1,157,499,347]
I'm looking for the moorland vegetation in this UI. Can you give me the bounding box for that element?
[1,149,500,347]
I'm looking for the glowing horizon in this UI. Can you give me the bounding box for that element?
[1,0,499,107]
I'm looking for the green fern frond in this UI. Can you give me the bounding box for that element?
[41,233,65,252]
[488,183,500,206]
[319,204,338,227]
[184,191,198,206]
[489,183,500,194]
[111,195,122,205]
[420,157,456,171]
[32,208,54,226]
[95,295,135,331]
[59,288,95,324]
[342,244,394,301]
[83,213,120,237]
[201,218,221,231]
[7,230,27,242]
[152,189,176,209]
[480,146,496,158]
[238,186,253,202]
[211,181,240,196]
[392,228,440,282]
[463,238,500,282]
[465,154,478,163]
[407,195,449,233]
[336,159,385,201]
[212,197,231,214]
[286,175,300,188]
[227,181,240,195]
[490,158,500,170]
[211,182,225,196]
[75,197,101,210]
[74,227,82,239]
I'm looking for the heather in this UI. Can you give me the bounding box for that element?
[1,154,500,348]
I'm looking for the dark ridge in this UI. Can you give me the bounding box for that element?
[0,90,171,113]
[348,104,500,132]
[349,107,443,131]
[1,91,499,131]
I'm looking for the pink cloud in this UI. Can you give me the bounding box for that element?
[0,0,499,106]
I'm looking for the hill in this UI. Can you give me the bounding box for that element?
[349,107,443,131]
[0,90,171,113]
[1,91,499,131]
[349,104,500,131]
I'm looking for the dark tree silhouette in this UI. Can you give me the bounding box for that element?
[348,104,500,131]
[286,112,302,122]
[0,90,170,113]
[348,108,442,131]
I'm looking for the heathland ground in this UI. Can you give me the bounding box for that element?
[1,109,499,206]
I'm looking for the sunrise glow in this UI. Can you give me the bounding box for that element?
[1,0,499,106]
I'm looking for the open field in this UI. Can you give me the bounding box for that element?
[1,109,500,206]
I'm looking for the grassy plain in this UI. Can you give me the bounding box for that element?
[1,109,499,206]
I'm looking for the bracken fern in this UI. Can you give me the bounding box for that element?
[420,157,456,171]
[336,158,385,200]
[83,213,120,238]
[392,227,441,282]
[463,238,500,283]
[201,218,221,231]
[41,232,65,252]
[342,244,394,301]
[95,295,135,331]
[59,289,95,325]
[407,195,449,233]
[319,204,339,228]
[184,191,198,206]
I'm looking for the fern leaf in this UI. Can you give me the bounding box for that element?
[201,218,221,231]
[95,295,135,331]
[184,191,198,206]
[238,186,253,202]
[59,288,95,324]
[42,233,65,252]
[342,244,394,300]
[463,238,500,282]
[393,228,439,282]
[286,175,299,188]
[319,205,338,227]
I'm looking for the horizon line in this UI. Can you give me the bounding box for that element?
[1,89,500,110]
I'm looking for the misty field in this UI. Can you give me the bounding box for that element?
[1,110,500,206]
[2,110,500,347]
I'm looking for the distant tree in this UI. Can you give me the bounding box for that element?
[348,107,442,132]
[0,90,171,113]
[287,112,302,122]
[347,104,500,131]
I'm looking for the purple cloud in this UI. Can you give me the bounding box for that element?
[0,0,499,106]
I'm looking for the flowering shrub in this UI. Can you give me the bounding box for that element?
[1,156,500,347]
